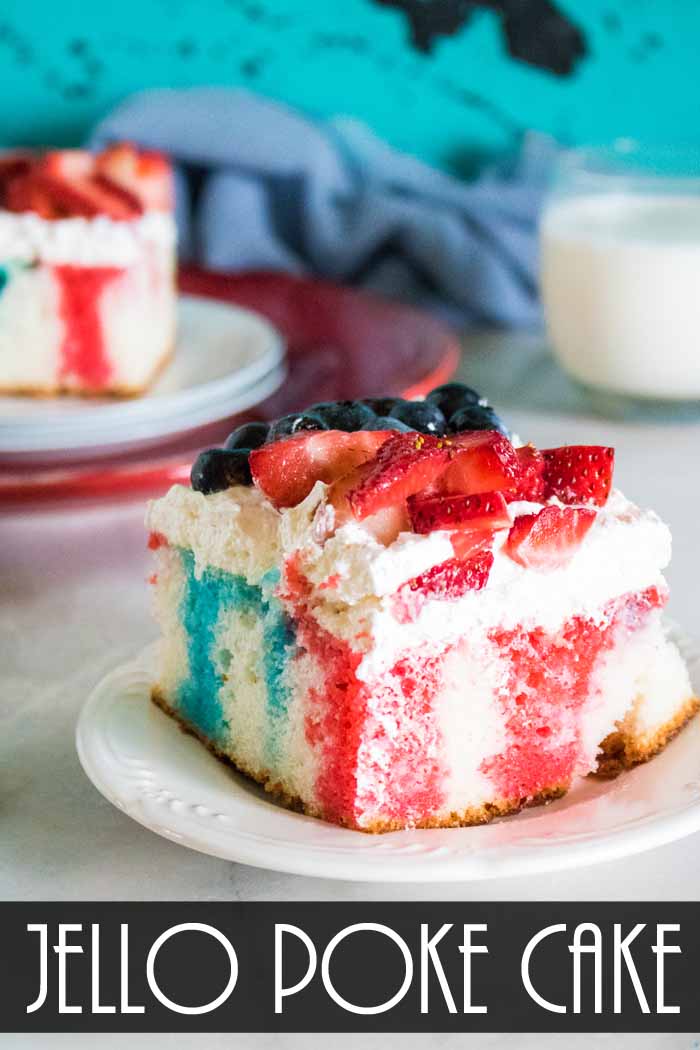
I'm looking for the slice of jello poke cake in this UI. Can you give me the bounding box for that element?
[147,386,698,832]
[0,143,175,396]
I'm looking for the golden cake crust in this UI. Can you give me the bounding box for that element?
[0,342,174,399]
[153,683,569,831]
[153,686,699,834]
[594,695,699,779]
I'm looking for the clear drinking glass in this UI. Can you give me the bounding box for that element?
[540,142,700,417]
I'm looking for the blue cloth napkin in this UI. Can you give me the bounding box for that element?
[91,88,552,327]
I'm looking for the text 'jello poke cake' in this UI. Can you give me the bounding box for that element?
[0,143,176,396]
[147,386,698,832]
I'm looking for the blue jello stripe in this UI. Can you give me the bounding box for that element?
[259,569,296,761]
[176,552,295,753]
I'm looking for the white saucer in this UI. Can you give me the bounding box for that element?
[0,294,285,455]
[76,635,700,883]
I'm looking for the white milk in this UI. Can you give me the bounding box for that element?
[540,194,700,400]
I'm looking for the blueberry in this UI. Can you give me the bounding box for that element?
[268,412,326,442]
[448,404,510,437]
[224,421,270,451]
[366,415,413,432]
[389,399,446,435]
[361,396,399,417]
[309,400,375,431]
[426,382,486,420]
[191,449,252,493]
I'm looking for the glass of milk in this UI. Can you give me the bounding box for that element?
[540,142,700,415]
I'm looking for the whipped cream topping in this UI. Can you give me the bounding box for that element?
[277,483,671,666]
[149,479,671,669]
[147,484,281,584]
[0,209,176,266]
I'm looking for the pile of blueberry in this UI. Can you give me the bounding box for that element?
[191,383,510,495]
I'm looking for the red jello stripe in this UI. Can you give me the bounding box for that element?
[481,586,666,801]
[282,557,365,826]
[282,556,446,828]
[358,650,445,826]
[53,264,123,388]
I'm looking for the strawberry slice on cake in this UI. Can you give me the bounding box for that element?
[147,384,698,831]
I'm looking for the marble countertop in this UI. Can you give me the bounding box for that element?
[3,331,700,909]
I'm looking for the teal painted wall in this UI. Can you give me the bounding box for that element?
[1,1,697,171]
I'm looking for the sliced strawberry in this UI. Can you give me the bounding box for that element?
[504,505,596,571]
[0,153,32,205]
[398,548,494,612]
[4,174,57,218]
[327,465,410,545]
[436,430,521,497]
[32,172,142,220]
[42,149,94,179]
[96,143,174,210]
[347,432,451,520]
[541,445,614,507]
[32,150,142,219]
[91,172,145,215]
[450,529,494,560]
[249,429,394,509]
[504,444,546,503]
[414,549,494,597]
[363,503,410,545]
[407,490,510,534]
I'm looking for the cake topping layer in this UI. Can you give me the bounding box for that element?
[148,383,668,655]
[189,384,512,497]
[0,143,173,222]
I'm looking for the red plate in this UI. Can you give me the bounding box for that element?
[1,268,459,505]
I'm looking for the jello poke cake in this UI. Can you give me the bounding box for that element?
[147,385,698,832]
[0,143,176,396]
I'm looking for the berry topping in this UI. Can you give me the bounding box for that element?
[191,449,252,494]
[426,382,485,420]
[361,397,399,417]
[388,399,446,435]
[326,464,411,545]
[249,430,394,509]
[347,432,451,521]
[408,490,510,534]
[224,421,270,451]
[437,431,521,496]
[504,505,596,571]
[309,400,376,432]
[41,149,94,180]
[35,151,143,220]
[366,415,413,432]
[95,143,173,211]
[4,175,56,219]
[449,528,495,560]
[397,549,495,620]
[541,445,615,507]
[268,411,327,442]
[449,403,509,437]
[505,444,546,503]
[0,143,171,221]
[0,153,32,189]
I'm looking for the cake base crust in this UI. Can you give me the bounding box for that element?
[594,695,699,779]
[0,342,175,399]
[152,686,699,833]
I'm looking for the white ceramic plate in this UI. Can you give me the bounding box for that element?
[0,294,285,455]
[77,635,700,883]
